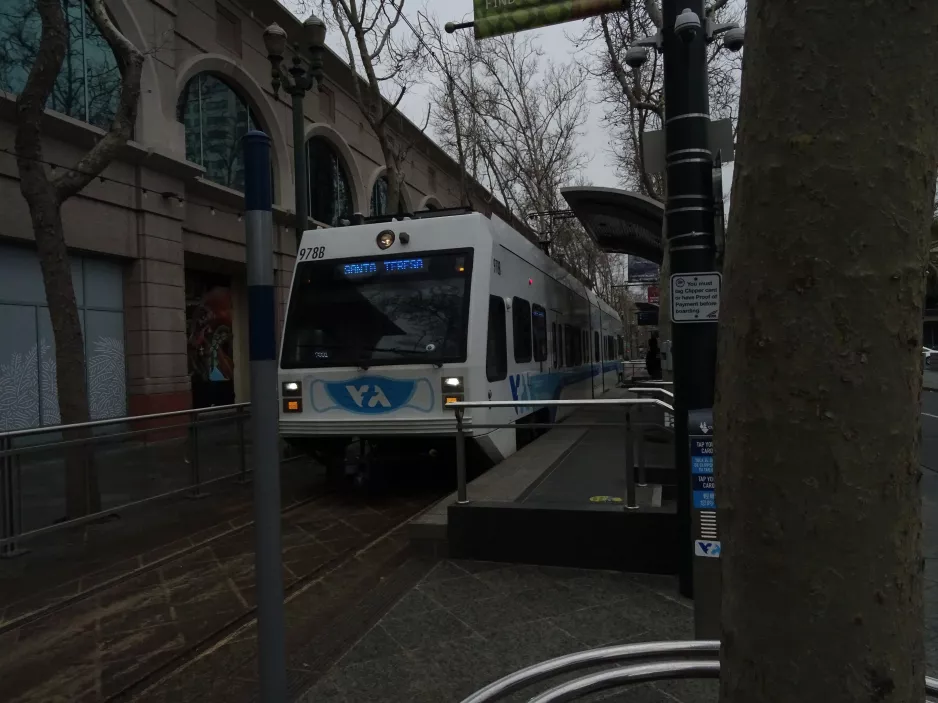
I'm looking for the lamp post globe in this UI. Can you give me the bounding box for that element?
[262,22,287,60]
[304,14,327,51]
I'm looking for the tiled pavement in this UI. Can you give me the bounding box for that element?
[298,560,712,703]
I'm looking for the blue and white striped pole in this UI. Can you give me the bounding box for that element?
[243,130,286,702]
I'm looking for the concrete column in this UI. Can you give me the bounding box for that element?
[125,210,190,429]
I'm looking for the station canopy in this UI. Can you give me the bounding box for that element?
[560,187,664,264]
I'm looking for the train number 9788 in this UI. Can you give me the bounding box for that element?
[298,246,326,261]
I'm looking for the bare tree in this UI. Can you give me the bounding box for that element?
[571,0,741,362]
[577,0,742,199]
[716,0,938,700]
[14,0,143,517]
[309,0,424,214]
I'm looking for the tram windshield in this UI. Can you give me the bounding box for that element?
[281,250,473,369]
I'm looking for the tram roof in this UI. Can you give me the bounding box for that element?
[560,187,664,264]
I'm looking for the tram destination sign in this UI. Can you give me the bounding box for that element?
[474,0,627,40]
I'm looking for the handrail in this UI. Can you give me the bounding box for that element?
[460,641,938,702]
[445,398,675,412]
[447,398,674,507]
[461,641,718,703]
[530,660,720,702]
[628,387,675,399]
[0,402,251,441]
[0,403,257,555]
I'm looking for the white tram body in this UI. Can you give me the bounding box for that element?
[278,210,624,480]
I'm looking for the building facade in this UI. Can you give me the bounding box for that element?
[0,0,524,430]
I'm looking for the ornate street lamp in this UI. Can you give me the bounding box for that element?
[263,16,327,244]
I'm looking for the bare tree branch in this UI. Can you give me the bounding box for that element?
[53,0,143,200]
[644,0,663,28]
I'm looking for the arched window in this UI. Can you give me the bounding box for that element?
[177,73,267,194]
[0,0,121,129]
[306,137,352,226]
[370,175,406,216]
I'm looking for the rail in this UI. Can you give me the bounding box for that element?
[0,402,283,555]
[460,640,938,702]
[446,398,674,509]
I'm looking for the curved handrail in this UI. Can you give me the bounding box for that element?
[530,660,719,702]
[461,642,938,703]
[460,641,718,703]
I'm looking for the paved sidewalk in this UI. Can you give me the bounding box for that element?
[298,560,710,703]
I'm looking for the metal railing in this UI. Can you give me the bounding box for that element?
[0,403,263,555]
[460,640,938,702]
[447,398,674,509]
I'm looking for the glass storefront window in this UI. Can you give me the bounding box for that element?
[177,73,271,195]
[0,0,121,129]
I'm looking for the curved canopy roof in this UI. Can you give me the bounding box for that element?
[560,187,664,264]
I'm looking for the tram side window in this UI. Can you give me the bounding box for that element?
[512,297,532,363]
[532,304,548,362]
[557,324,564,367]
[594,331,600,362]
[564,324,575,367]
[486,296,507,382]
[552,322,558,368]
[583,330,589,364]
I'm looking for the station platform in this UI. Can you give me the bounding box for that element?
[409,387,680,575]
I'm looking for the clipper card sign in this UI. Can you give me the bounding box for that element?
[473,0,627,40]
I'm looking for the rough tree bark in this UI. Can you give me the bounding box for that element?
[15,0,143,518]
[716,1,938,701]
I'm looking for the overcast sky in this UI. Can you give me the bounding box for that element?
[284,0,734,211]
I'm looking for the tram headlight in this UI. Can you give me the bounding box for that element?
[377,230,395,250]
[442,376,463,391]
[442,376,464,409]
[282,381,301,397]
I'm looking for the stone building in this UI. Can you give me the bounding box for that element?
[0,0,524,430]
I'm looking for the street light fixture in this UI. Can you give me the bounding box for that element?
[263,17,327,247]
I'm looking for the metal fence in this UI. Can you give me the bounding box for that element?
[447,397,675,509]
[460,640,938,702]
[0,403,277,556]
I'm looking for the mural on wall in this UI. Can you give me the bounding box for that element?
[0,248,127,432]
[186,272,235,408]
[0,338,126,431]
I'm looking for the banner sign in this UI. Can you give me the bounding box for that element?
[473,0,626,40]
[628,256,659,284]
[647,285,660,305]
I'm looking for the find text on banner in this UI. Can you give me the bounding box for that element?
[473,0,627,40]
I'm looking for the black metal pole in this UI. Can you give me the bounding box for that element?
[661,0,718,599]
[292,89,308,249]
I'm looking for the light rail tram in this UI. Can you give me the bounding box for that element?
[278,208,625,487]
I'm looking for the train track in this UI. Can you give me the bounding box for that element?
[0,479,336,639]
[106,492,439,703]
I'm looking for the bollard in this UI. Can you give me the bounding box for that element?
[243,129,286,703]
[624,409,638,509]
[456,408,468,504]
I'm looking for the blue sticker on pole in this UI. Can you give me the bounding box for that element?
[690,436,713,475]
[693,474,714,492]
[693,491,716,509]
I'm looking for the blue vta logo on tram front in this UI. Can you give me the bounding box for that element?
[310,375,434,414]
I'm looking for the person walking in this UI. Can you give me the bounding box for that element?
[645,332,662,380]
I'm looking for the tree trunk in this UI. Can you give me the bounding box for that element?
[14,0,142,519]
[14,0,97,518]
[716,2,938,702]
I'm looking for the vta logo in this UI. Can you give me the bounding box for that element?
[346,384,391,409]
